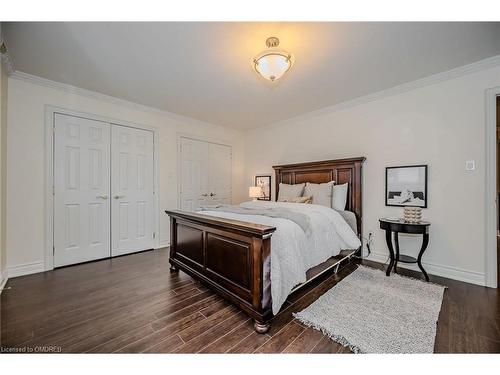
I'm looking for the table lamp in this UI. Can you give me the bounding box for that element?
[249,186,262,201]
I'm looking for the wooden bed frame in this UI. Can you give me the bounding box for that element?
[166,157,365,333]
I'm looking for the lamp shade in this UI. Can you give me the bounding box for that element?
[249,186,262,199]
[254,52,292,82]
[253,37,293,82]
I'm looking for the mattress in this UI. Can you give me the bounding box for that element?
[337,210,358,234]
[199,201,361,314]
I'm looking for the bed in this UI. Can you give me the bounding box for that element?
[165,157,365,333]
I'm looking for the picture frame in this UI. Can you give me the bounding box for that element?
[255,175,271,201]
[385,165,428,208]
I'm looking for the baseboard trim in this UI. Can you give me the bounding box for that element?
[7,261,45,278]
[367,252,486,286]
[157,241,170,249]
[0,270,8,293]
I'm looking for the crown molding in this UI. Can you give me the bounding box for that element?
[251,54,500,132]
[8,70,233,131]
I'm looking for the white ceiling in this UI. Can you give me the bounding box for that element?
[4,22,500,129]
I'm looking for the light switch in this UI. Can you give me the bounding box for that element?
[465,160,475,171]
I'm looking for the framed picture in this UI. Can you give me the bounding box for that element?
[385,165,428,208]
[255,175,271,201]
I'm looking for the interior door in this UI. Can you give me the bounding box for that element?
[207,143,232,205]
[111,125,155,256]
[179,137,209,211]
[179,137,232,211]
[54,114,111,267]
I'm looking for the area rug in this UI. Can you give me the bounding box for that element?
[293,265,446,353]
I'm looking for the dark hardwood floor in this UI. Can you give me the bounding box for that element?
[1,248,499,353]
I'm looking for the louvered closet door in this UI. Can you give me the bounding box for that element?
[111,125,155,256]
[54,114,111,267]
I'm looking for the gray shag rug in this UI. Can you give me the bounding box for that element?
[293,265,446,353]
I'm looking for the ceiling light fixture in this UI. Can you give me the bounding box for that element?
[253,37,293,82]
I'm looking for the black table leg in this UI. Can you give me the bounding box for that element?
[417,233,430,281]
[394,232,400,274]
[385,229,395,276]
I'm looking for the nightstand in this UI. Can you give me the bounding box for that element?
[379,218,431,281]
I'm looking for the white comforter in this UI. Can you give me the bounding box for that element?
[199,201,361,314]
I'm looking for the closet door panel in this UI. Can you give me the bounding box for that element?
[111,125,155,256]
[179,137,232,210]
[54,114,111,267]
[179,138,209,211]
[208,143,232,205]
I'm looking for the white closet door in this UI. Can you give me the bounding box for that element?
[208,143,232,205]
[54,114,111,267]
[179,137,232,211]
[111,125,155,256]
[179,137,209,211]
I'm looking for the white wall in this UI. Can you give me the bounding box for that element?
[5,76,245,276]
[244,65,500,286]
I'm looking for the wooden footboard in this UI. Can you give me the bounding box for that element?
[166,210,276,332]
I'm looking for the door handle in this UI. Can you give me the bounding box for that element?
[210,193,216,197]
[97,194,109,199]
[114,195,125,199]
[201,193,208,197]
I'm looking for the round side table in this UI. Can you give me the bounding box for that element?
[379,218,431,281]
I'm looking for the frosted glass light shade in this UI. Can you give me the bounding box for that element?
[253,51,292,82]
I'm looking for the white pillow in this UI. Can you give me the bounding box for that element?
[277,183,305,202]
[332,183,348,211]
[303,181,334,207]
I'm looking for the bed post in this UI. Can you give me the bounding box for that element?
[169,216,179,272]
[352,158,364,257]
[251,234,272,333]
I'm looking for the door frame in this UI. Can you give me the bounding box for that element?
[44,105,160,271]
[176,133,233,210]
[485,86,500,288]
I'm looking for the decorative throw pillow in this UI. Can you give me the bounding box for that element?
[332,182,348,211]
[303,181,334,207]
[281,196,313,204]
[277,183,305,202]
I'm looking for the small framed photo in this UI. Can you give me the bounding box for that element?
[255,175,271,201]
[386,165,428,208]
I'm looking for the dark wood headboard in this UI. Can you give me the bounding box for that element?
[273,157,366,236]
